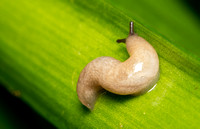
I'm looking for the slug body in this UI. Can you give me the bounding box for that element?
[77,22,159,110]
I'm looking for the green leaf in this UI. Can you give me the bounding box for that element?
[0,0,200,128]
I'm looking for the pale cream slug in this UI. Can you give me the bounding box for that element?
[77,21,159,110]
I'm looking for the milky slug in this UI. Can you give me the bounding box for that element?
[77,21,159,110]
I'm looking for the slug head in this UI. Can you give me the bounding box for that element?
[117,21,140,55]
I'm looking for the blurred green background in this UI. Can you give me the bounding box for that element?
[0,0,200,128]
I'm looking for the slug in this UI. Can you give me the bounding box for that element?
[77,21,159,110]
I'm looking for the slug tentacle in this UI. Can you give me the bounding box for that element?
[116,38,126,43]
[77,21,159,110]
[129,21,134,35]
